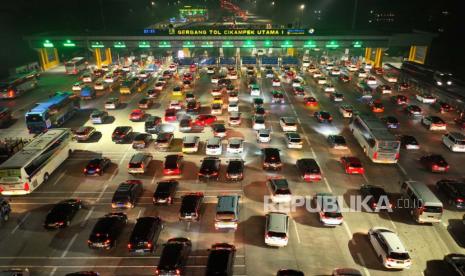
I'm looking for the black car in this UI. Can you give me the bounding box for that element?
[147,89,160,98]
[211,123,227,138]
[44,199,82,229]
[218,78,231,87]
[262,148,282,170]
[206,243,236,276]
[198,157,221,181]
[111,180,143,209]
[226,159,244,181]
[145,116,162,133]
[255,106,266,116]
[276,269,305,276]
[179,193,204,221]
[444,253,465,276]
[253,98,264,108]
[399,135,420,150]
[359,185,392,211]
[156,237,192,276]
[84,158,111,176]
[327,135,348,150]
[65,272,100,276]
[88,213,128,249]
[186,100,201,114]
[381,116,400,129]
[153,180,179,204]
[163,154,184,176]
[0,197,11,223]
[132,133,152,149]
[437,179,465,209]
[112,126,133,143]
[314,111,333,123]
[128,216,163,254]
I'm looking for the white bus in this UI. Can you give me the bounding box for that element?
[0,129,73,195]
[0,72,39,99]
[349,114,400,163]
[65,57,87,75]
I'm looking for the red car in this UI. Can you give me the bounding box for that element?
[129,109,145,121]
[183,73,193,81]
[340,157,365,175]
[193,114,217,127]
[420,154,449,173]
[304,97,318,107]
[164,108,177,122]
[189,64,197,73]
[391,95,408,105]
[370,100,384,113]
[286,71,295,79]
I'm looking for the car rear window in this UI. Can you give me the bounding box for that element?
[268,231,287,238]
[389,252,410,260]
[129,162,142,168]
[423,206,443,213]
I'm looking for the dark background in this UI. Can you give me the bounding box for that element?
[0,0,462,78]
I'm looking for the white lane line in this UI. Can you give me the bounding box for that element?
[310,147,316,157]
[97,183,109,202]
[61,233,78,258]
[137,209,143,219]
[109,168,119,182]
[342,222,353,241]
[51,172,66,186]
[362,173,369,184]
[291,219,301,244]
[356,253,371,276]
[118,147,131,166]
[80,206,95,227]
[397,163,410,179]
[48,267,57,276]
[323,177,333,193]
[442,221,448,228]
[11,212,31,234]
[385,213,397,230]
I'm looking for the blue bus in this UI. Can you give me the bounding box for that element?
[25,92,80,134]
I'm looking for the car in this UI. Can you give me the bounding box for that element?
[164,108,177,122]
[132,133,152,149]
[327,135,348,150]
[74,126,96,142]
[104,73,117,83]
[444,254,465,275]
[368,227,412,269]
[138,98,153,109]
[206,243,236,276]
[227,138,244,154]
[253,115,266,130]
[87,213,128,250]
[127,216,163,254]
[263,148,282,170]
[228,112,241,127]
[90,110,109,124]
[292,86,305,96]
[314,111,333,123]
[331,67,341,76]
[271,91,285,104]
[257,129,271,143]
[437,179,465,209]
[154,81,166,91]
[44,199,82,229]
[226,84,235,94]
[179,193,204,220]
[199,157,221,181]
[155,132,174,151]
[391,94,408,105]
[253,97,264,108]
[398,82,410,91]
[218,78,231,87]
[357,69,367,78]
[156,237,192,275]
[317,76,327,85]
[144,115,162,133]
[182,72,193,81]
[265,70,274,78]
[339,74,351,83]
[168,100,183,111]
[416,93,437,104]
[227,71,238,80]
[303,96,318,107]
[211,75,220,84]
[193,114,217,127]
[228,91,239,103]
[182,136,200,153]
[422,116,447,130]
[153,180,178,204]
[93,81,108,91]
[129,109,145,122]
[323,84,335,93]
[212,96,223,105]
[267,178,292,204]
[360,185,392,211]
[81,74,93,83]
[340,156,364,174]
[330,92,344,102]
[168,63,177,72]
[72,82,84,92]
[254,106,266,116]
[455,117,465,130]
[104,97,120,110]
[211,123,227,138]
[206,137,223,156]
[370,100,384,113]
[339,104,353,118]
[312,71,322,78]
[272,78,281,87]
[226,159,244,181]
[399,135,420,150]
[207,66,215,74]
[84,158,111,176]
[227,102,239,112]
[211,88,222,97]
[277,269,304,276]
[163,155,183,176]
[112,126,133,143]
[420,154,449,173]
[186,100,201,114]
[381,116,400,129]
[184,92,195,102]
[296,158,322,182]
[211,103,223,115]
[145,89,159,100]
[250,85,261,96]
[365,76,377,85]
[313,193,344,226]
[172,86,183,97]
[443,132,465,152]
[285,132,303,149]
[433,101,453,114]
[347,64,358,72]
[111,180,143,209]
[292,78,302,87]
[405,104,422,116]
[377,84,392,94]
[279,117,297,132]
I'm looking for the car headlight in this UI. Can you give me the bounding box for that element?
[447,81,452,85]
[437,81,442,85]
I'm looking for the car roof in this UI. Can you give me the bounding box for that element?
[373,227,408,253]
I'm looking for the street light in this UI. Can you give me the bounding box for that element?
[271,1,275,6]
[299,4,305,27]
[300,4,305,10]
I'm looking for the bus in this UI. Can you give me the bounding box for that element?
[0,72,39,99]
[0,129,72,195]
[65,57,87,75]
[349,114,400,163]
[25,92,80,134]
[0,107,12,127]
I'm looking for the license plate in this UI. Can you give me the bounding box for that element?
[135,249,145,253]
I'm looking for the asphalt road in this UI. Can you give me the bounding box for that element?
[0,61,464,276]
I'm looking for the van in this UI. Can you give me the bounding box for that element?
[215,195,240,230]
[265,212,289,247]
[128,153,153,174]
[442,132,465,152]
[368,227,412,269]
[400,181,443,223]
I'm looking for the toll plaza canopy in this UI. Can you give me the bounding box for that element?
[25,28,436,49]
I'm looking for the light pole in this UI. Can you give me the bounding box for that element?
[351,0,358,30]
[300,4,305,27]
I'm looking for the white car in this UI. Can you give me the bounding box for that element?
[227,72,238,80]
[227,138,244,154]
[268,179,292,204]
[82,74,93,83]
[312,71,322,78]
[265,72,274,78]
[422,116,447,131]
[72,82,83,92]
[211,88,222,97]
[228,102,239,112]
[416,94,437,104]
[307,65,317,73]
[339,104,354,118]
[101,65,110,72]
[364,63,373,70]
[104,98,120,110]
[257,129,271,143]
[228,93,239,103]
[366,76,377,85]
[292,78,302,87]
[228,112,241,126]
[347,64,358,72]
[206,137,223,156]
[358,70,368,78]
[279,117,297,132]
[211,103,223,115]
[368,227,412,269]
[104,74,116,83]
[137,71,148,78]
[384,75,398,83]
[207,67,215,74]
[317,77,327,85]
[250,86,261,96]
[168,64,177,72]
[253,115,266,130]
[316,193,343,226]
[378,85,392,94]
[326,63,334,70]
[272,78,281,87]
[211,76,219,84]
[93,81,108,91]
[169,100,183,110]
[285,132,303,149]
[323,84,335,93]
[331,68,341,76]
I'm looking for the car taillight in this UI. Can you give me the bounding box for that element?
[96,168,101,172]
[24,182,30,191]
[395,153,400,160]
[386,257,394,263]
[175,269,181,275]
[127,243,132,249]
[457,198,464,203]
[432,164,439,170]
[147,241,152,248]
[84,168,87,173]
[104,239,111,244]
[373,152,378,160]
[372,202,377,208]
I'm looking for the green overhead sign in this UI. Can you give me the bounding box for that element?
[43,40,54,48]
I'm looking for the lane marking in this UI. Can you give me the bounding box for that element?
[11,212,31,234]
[61,233,78,258]
[362,173,369,184]
[51,172,66,186]
[48,267,57,276]
[385,213,397,230]
[342,222,353,241]
[80,206,95,227]
[323,177,333,193]
[356,253,371,276]
[310,147,316,157]
[97,183,109,202]
[291,219,301,244]
[137,209,143,219]
[397,163,411,180]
